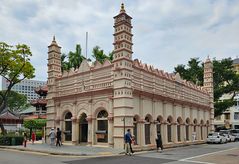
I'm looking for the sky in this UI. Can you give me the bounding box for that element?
[0,0,239,81]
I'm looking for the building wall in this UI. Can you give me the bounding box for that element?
[46,4,213,149]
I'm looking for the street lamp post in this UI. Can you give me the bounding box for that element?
[122,116,125,149]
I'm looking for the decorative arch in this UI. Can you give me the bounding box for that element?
[93,107,109,118]
[177,117,183,142]
[193,119,198,141]
[77,108,89,118]
[144,114,153,145]
[185,117,190,141]
[133,115,140,145]
[167,115,173,124]
[167,116,173,143]
[145,114,153,122]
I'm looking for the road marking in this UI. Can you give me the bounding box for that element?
[180,159,215,164]
[179,147,238,164]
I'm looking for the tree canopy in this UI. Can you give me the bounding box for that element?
[92,46,113,64]
[0,90,29,112]
[23,119,46,130]
[174,57,239,117]
[61,44,113,72]
[0,42,35,114]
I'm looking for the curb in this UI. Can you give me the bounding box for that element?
[0,146,122,157]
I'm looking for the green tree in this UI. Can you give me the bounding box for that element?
[61,44,89,72]
[92,46,113,64]
[69,44,85,70]
[61,53,71,72]
[174,58,239,117]
[0,42,35,134]
[0,90,29,112]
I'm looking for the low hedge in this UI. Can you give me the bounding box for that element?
[0,135,24,146]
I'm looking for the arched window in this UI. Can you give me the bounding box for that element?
[145,115,151,145]
[186,118,190,141]
[64,112,72,141]
[97,110,108,143]
[167,116,172,143]
[177,117,182,142]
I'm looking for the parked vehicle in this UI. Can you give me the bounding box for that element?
[206,132,227,144]
[220,130,235,142]
[230,129,239,142]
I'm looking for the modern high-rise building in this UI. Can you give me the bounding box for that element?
[1,77,46,102]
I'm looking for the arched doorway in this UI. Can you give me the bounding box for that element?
[145,115,152,145]
[177,117,183,142]
[167,116,173,143]
[79,113,88,143]
[64,112,72,141]
[185,118,190,141]
[96,110,108,143]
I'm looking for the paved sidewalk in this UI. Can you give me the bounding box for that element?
[0,142,124,157]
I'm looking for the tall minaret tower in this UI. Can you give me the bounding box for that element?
[203,57,214,131]
[112,3,134,148]
[46,36,61,138]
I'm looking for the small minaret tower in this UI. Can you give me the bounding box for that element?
[46,36,61,138]
[203,56,214,131]
[112,3,134,148]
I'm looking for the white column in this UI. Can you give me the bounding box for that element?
[108,118,114,147]
[87,117,92,145]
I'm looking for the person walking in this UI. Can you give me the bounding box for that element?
[124,129,132,156]
[156,131,163,152]
[129,135,135,154]
[31,131,36,144]
[23,132,27,147]
[48,128,55,146]
[56,128,62,147]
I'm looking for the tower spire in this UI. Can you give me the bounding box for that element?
[120,3,125,13]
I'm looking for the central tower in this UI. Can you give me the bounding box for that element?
[112,3,134,148]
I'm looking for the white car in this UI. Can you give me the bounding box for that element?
[207,132,227,144]
[220,130,235,142]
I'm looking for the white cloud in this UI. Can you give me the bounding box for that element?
[0,0,239,81]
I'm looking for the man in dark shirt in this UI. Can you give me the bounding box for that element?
[56,128,62,147]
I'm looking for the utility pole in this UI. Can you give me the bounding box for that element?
[85,32,88,59]
[122,116,126,149]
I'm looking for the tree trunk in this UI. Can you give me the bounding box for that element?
[0,122,6,135]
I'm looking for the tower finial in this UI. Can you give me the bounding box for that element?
[120,3,125,13]
[53,35,55,41]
